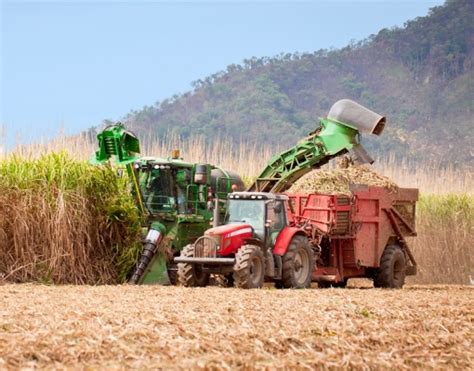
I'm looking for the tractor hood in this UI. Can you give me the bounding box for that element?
[205,223,254,256]
[205,223,253,238]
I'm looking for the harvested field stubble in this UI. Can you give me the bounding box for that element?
[0,284,472,369]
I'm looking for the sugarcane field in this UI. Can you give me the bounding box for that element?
[2,1,473,370]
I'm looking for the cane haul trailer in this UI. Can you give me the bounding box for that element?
[287,186,418,288]
[175,99,418,288]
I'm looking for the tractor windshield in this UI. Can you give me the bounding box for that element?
[226,200,265,239]
[140,169,177,213]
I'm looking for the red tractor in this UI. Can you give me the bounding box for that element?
[174,192,315,289]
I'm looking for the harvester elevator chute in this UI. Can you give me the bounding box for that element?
[247,99,386,193]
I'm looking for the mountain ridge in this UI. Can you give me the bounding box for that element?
[118,0,473,166]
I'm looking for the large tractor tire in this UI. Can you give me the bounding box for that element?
[374,244,406,289]
[281,235,314,288]
[177,244,210,287]
[233,245,265,289]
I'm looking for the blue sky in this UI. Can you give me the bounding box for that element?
[1,0,444,144]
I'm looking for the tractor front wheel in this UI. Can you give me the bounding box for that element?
[233,245,265,289]
[282,235,313,289]
[177,244,210,287]
[374,244,406,289]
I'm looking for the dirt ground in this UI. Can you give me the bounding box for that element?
[0,284,472,370]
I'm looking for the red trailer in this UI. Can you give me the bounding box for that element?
[287,185,418,287]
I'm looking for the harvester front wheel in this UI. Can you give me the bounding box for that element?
[282,235,313,288]
[374,244,406,289]
[233,245,265,289]
[177,244,210,287]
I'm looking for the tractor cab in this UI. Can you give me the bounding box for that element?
[225,192,288,246]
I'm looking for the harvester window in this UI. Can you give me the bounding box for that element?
[143,170,176,213]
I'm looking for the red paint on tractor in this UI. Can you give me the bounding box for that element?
[205,223,253,256]
[273,226,304,256]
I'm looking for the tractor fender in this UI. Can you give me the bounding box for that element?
[273,227,306,256]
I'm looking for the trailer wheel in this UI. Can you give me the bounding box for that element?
[374,244,406,289]
[233,245,265,289]
[282,235,313,289]
[177,244,210,287]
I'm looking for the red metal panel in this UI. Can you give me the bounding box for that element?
[286,193,351,234]
[288,187,418,273]
[351,186,410,268]
[273,227,303,256]
[206,223,253,256]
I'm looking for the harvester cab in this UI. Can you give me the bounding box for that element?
[91,123,245,285]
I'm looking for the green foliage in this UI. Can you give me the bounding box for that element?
[412,193,473,284]
[418,193,474,220]
[0,153,142,284]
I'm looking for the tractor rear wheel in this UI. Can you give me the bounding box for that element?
[177,244,210,287]
[282,235,313,288]
[233,245,265,289]
[374,244,406,289]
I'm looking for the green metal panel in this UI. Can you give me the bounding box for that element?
[248,118,361,193]
[92,123,140,165]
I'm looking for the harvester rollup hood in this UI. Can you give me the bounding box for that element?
[327,99,385,136]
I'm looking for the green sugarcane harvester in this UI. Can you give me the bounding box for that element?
[92,99,385,285]
[92,124,245,284]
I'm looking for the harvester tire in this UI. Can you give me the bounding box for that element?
[167,263,178,285]
[281,235,313,288]
[374,244,406,289]
[233,245,265,289]
[177,244,210,287]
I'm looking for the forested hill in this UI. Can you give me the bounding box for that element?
[121,0,473,166]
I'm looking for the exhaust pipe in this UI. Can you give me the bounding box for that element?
[328,99,385,136]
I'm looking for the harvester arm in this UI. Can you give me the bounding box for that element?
[90,123,145,214]
[247,99,386,193]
